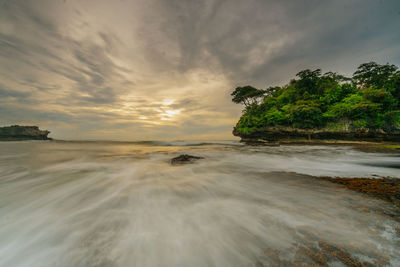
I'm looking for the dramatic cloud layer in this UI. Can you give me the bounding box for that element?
[1,0,399,140]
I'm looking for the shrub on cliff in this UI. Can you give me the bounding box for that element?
[233,62,400,134]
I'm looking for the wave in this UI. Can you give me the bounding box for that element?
[53,140,243,147]
[0,141,399,266]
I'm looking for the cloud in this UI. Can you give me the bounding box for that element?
[0,0,399,140]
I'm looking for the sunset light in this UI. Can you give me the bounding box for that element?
[1,1,399,266]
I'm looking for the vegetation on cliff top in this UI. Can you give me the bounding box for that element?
[232,62,400,135]
[0,125,51,140]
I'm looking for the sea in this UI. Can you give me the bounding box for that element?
[0,140,399,266]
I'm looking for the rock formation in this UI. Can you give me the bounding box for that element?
[233,126,400,143]
[170,154,204,165]
[0,125,51,140]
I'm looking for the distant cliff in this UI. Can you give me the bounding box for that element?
[0,125,51,141]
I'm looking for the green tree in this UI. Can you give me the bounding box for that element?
[353,62,398,88]
[289,100,323,128]
[231,86,265,107]
[295,69,322,96]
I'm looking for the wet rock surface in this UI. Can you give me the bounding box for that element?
[321,177,400,208]
[256,234,392,267]
[254,175,400,266]
[233,126,400,143]
[170,154,204,165]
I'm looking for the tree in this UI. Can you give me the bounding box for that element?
[353,62,398,88]
[231,86,265,107]
[263,86,281,97]
[289,100,323,128]
[322,72,351,83]
[387,70,400,104]
[295,69,322,96]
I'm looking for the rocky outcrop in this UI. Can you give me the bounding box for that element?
[171,154,204,165]
[233,126,400,143]
[0,125,51,141]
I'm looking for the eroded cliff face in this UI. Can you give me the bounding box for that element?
[0,125,51,140]
[233,126,400,143]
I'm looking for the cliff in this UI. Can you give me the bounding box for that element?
[233,126,400,143]
[231,62,400,143]
[0,125,51,141]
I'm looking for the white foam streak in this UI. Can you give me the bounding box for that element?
[0,141,399,266]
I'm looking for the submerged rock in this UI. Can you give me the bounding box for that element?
[170,154,204,165]
[0,125,51,141]
[320,177,400,208]
[257,239,388,267]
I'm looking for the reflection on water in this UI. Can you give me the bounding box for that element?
[0,141,399,266]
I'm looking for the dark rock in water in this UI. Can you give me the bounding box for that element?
[0,125,51,141]
[171,154,204,165]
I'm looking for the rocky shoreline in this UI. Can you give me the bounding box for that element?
[233,127,400,154]
[0,125,51,141]
[320,177,400,209]
[254,175,400,266]
[233,127,400,143]
[254,173,400,266]
[251,172,400,267]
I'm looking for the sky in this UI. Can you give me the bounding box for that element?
[0,0,399,140]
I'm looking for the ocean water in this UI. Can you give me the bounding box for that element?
[0,141,399,266]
